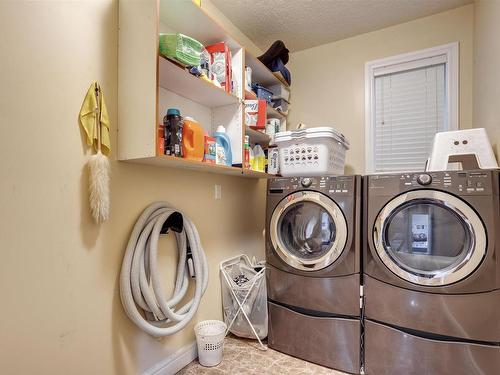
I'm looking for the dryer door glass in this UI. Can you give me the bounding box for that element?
[374,190,487,286]
[279,202,336,260]
[384,202,471,273]
[270,191,348,271]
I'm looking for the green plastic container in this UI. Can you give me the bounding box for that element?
[159,33,203,66]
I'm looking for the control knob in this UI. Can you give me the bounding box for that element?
[417,174,432,186]
[301,178,312,187]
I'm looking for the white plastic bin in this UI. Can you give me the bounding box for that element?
[275,127,350,176]
[194,320,227,367]
[269,83,290,102]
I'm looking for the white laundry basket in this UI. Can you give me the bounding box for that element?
[194,320,227,367]
[275,126,350,176]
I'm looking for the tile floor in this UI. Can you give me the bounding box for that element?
[177,335,348,374]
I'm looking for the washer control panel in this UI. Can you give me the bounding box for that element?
[416,173,432,186]
[369,171,494,195]
[301,177,312,187]
[269,176,355,195]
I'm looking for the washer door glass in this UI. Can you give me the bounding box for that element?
[374,190,487,286]
[279,201,336,260]
[271,191,348,271]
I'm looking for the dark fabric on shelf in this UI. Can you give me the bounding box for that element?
[257,40,290,67]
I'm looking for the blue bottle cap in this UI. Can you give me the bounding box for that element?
[166,108,180,116]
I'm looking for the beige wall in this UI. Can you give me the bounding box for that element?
[288,5,474,174]
[0,1,265,374]
[474,0,500,156]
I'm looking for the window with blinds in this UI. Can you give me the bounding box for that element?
[373,60,447,173]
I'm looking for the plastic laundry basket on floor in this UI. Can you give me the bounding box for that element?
[194,320,227,367]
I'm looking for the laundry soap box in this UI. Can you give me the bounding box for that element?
[206,42,232,93]
[204,134,216,164]
[245,99,267,129]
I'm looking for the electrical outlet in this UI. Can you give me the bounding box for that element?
[214,184,222,200]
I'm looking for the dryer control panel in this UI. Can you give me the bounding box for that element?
[268,176,356,196]
[368,170,495,196]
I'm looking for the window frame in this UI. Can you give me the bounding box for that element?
[364,42,459,174]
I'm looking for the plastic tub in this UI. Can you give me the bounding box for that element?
[275,127,350,177]
[159,33,203,66]
[194,320,227,367]
[271,98,289,114]
[269,83,290,102]
[252,84,273,103]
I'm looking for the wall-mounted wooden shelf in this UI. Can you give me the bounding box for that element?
[242,168,272,178]
[244,90,257,100]
[159,56,239,108]
[245,52,285,87]
[267,104,285,119]
[125,155,273,178]
[246,126,271,146]
[118,0,289,179]
[273,71,290,88]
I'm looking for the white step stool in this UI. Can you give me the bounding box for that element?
[426,128,498,171]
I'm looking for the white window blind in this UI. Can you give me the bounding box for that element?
[373,63,446,173]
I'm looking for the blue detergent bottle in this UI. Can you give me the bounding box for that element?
[214,125,232,166]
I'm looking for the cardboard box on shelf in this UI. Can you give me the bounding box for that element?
[245,99,267,129]
[204,135,216,164]
[157,124,165,155]
[206,42,232,93]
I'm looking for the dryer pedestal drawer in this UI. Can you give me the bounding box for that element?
[266,264,360,316]
[365,320,500,375]
[268,302,360,374]
[364,275,500,342]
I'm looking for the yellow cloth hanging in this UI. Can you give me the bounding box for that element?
[79,82,111,155]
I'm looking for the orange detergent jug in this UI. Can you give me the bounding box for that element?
[182,117,205,161]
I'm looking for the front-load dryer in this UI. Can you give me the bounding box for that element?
[266,175,361,374]
[363,170,500,375]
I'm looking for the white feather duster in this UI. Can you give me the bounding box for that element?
[85,83,110,224]
[89,150,110,223]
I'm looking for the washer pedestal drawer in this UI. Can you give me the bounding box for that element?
[266,265,359,316]
[268,302,360,374]
[365,320,500,375]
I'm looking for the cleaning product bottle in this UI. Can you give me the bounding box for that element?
[253,144,265,172]
[163,108,183,157]
[249,146,255,170]
[244,135,250,169]
[214,125,232,166]
[182,117,204,161]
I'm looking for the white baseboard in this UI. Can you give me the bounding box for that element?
[142,341,198,375]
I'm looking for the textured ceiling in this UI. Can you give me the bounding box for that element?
[210,0,472,52]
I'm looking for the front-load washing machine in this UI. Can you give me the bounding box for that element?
[363,170,500,375]
[266,175,361,374]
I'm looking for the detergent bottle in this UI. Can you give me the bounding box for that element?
[182,117,205,161]
[214,125,232,166]
[163,108,183,157]
[253,144,266,172]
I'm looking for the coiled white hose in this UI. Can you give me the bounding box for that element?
[119,202,209,337]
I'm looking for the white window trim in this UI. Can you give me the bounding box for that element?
[364,42,459,174]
